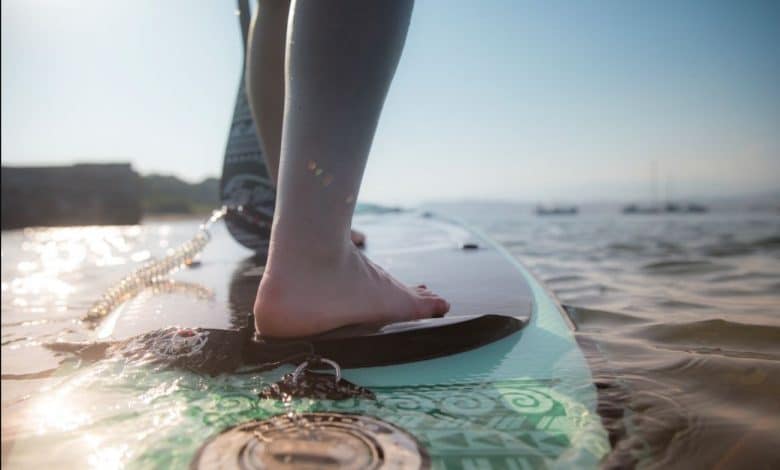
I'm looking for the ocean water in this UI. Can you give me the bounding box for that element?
[2,203,779,468]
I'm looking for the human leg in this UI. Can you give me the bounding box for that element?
[246,0,365,246]
[253,0,449,337]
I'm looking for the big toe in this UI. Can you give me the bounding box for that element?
[417,295,450,318]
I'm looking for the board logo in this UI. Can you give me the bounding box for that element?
[191,413,429,469]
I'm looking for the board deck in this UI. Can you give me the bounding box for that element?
[98,211,532,341]
[5,212,611,469]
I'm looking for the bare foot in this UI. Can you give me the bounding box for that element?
[254,243,449,338]
[351,229,366,247]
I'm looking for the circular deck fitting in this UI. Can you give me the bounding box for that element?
[191,413,429,470]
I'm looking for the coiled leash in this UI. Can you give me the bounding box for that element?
[83,205,272,325]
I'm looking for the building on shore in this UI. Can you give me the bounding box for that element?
[1,163,142,229]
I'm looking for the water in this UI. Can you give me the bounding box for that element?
[2,204,779,468]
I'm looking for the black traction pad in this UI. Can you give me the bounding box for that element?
[48,313,525,376]
[248,314,525,369]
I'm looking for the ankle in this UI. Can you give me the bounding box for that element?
[266,233,352,273]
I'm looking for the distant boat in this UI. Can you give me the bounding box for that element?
[536,205,579,216]
[664,202,708,213]
[622,202,708,215]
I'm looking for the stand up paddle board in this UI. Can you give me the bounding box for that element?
[6,210,610,469]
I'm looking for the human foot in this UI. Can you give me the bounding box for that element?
[351,229,365,247]
[253,244,449,338]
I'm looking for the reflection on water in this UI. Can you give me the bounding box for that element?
[2,207,779,468]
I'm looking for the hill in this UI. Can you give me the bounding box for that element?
[141,174,220,215]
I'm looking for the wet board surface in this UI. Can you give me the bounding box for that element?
[96,212,533,341]
[4,213,611,469]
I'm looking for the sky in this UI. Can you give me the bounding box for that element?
[2,0,779,205]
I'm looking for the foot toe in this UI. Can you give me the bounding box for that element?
[417,296,450,319]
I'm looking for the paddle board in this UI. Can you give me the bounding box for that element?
[3,212,610,469]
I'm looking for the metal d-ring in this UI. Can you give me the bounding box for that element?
[291,357,342,386]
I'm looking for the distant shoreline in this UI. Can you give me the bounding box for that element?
[1,164,221,229]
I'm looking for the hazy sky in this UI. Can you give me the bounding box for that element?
[2,0,779,204]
